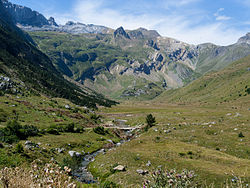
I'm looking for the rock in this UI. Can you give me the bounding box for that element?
[165,129,172,133]
[114,27,130,39]
[237,32,250,44]
[116,143,121,147]
[68,151,82,157]
[113,165,126,171]
[56,148,65,153]
[146,161,151,167]
[25,140,32,145]
[234,128,238,131]
[107,139,113,144]
[136,169,148,175]
[48,17,58,26]
[65,104,71,109]
[3,0,50,27]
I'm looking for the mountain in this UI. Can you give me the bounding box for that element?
[5,0,250,100]
[0,0,116,108]
[157,54,250,104]
[2,0,50,27]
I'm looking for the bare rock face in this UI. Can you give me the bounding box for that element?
[114,27,130,39]
[48,17,58,27]
[237,33,250,44]
[2,0,50,27]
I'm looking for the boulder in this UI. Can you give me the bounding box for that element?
[136,169,148,175]
[68,150,82,157]
[113,165,126,171]
[146,161,151,167]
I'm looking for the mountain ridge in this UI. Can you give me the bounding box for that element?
[0,0,116,107]
[3,0,250,100]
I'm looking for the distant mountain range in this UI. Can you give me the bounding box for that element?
[2,0,250,100]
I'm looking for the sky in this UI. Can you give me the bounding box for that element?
[9,0,250,46]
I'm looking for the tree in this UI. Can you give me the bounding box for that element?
[146,114,156,127]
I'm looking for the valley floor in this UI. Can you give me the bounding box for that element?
[89,99,250,187]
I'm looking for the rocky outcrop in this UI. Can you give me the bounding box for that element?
[237,33,250,44]
[2,0,50,27]
[114,27,130,39]
[48,17,58,27]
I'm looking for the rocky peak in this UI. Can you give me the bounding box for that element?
[128,30,144,39]
[65,21,75,26]
[48,17,58,26]
[137,27,160,38]
[114,26,130,39]
[237,33,250,44]
[2,0,49,27]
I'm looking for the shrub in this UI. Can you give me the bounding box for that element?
[93,126,106,135]
[246,88,250,94]
[0,109,8,122]
[16,143,24,153]
[100,181,118,188]
[64,123,75,133]
[238,132,245,138]
[46,128,60,135]
[146,114,156,127]
[90,113,101,123]
[0,121,39,143]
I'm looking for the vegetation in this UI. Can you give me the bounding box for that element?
[144,168,197,187]
[146,114,156,127]
[0,8,117,108]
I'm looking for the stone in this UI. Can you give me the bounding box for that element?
[65,105,71,109]
[136,169,148,175]
[68,151,82,157]
[113,165,126,171]
[116,143,121,147]
[146,161,151,167]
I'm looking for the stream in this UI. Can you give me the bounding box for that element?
[72,128,136,183]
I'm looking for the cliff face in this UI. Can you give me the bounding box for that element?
[2,0,50,27]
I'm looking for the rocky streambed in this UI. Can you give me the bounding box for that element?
[72,128,138,183]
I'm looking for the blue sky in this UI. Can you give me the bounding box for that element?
[9,0,250,45]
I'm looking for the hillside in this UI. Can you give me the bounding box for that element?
[2,0,250,100]
[0,1,116,108]
[157,54,250,104]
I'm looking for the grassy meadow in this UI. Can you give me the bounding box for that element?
[89,99,250,187]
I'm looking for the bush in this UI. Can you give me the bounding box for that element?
[100,181,118,188]
[90,113,101,123]
[0,121,39,143]
[16,143,24,153]
[63,123,75,132]
[238,132,245,138]
[46,128,60,135]
[146,114,156,127]
[93,126,106,135]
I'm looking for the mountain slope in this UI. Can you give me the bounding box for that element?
[0,0,116,108]
[5,0,250,100]
[157,55,250,104]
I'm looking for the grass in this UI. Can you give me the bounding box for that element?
[90,100,250,187]
[0,93,121,171]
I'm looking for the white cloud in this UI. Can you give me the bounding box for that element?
[162,0,200,8]
[214,8,231,21]
[215,16,231,21]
